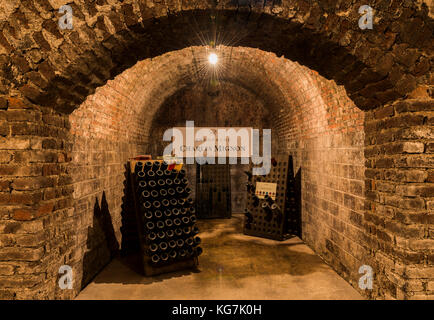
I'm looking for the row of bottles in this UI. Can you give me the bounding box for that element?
[244,173,283,230]
[134,161,202,266]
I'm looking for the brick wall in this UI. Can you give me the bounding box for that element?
[364,99,433,299]
[1,1,430,113]
[68,74,147,292]
[0,31,431,301]
[148,81,274,212]
[0,96,74,299]
[272,67,368,296]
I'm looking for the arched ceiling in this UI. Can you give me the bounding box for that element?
[0,0,432,112]
[73,46,327,144]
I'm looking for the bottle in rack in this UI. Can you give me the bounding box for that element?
[134,161,144,173]
[144,161,153,171]
[152,161,161,171]
[132,161,202,270]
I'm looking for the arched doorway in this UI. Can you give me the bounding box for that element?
[0,1,432,300]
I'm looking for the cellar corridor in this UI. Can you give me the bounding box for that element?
[0,0,432,301]
[76,215,362,300]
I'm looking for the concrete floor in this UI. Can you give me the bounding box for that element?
[76,214,363,300]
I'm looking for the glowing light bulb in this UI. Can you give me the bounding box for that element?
[208,53,218,65]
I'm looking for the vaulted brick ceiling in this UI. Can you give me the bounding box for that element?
[72,45,328,145]
[0,0,432,113]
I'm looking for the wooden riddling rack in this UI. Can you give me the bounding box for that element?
[196,164,232,219]
[129,159,202,276]
[243,154,299,241]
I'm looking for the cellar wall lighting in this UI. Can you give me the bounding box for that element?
[208,53,218,65]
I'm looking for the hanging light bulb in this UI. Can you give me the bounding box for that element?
[208,53,218,65]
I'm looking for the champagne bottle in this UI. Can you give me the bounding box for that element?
[156,220,165,229]
[138,180,147,189]
[191,226,199,235]
[167,188,175,196]
[137,171,146,181]
[151,254,160,264]
[159,241,168,251]
[146,170,156,180]
[177,199,185,207]
[157,231,165,240]
[161,199,170,207]
[185,237,194,246]
[144,211,153,220]
[183,226,191,235]
[181,178,188,186]
[246,182,255,193]
[179,208,187,216]
[193,237,201,246]
[146,221,155,230]
[144,161,153,171]
[164,209,172,218]
[264,194,274,205]
[164,169,172,177]
[173,218,182,226]
[134,161,144,173]
[161,161,169,171]
[166,230,174,238]
[156,170,164,178]
[170,199,178,207]
[184,187,192,197]
[147,232,157,241]
[175,228,183,237]
[173,178,181,185]
[176,239,184,248]
[152,161,161,171]
[143,201,152,210]
[149,243,158,253]
[157,179,165,188]
[148,180,157,189]
[154,210,163,219]
[165,178,173,186]
[178,169,186,179]
[168,240,177,249]
[190,215,197,224]
[150,190,159,198]
[186,247,194,256]
[172,208,180,216]
[153,200,161,209]
[181,216,190,225]
[186,198,194,206]
[169,250,177,259]
[165,219,173,228]
[176,186,184,195]
[179,249,186,258]
[160,189,168,198]
[160,252,169,262]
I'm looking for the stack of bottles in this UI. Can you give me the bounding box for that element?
[134,160,203,266]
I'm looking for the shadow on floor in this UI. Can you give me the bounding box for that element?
[90,214,325,286]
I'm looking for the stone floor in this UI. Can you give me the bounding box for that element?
[76,214,363,300]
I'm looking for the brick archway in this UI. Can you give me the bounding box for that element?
[1,1,432,112]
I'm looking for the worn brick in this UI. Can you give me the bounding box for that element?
[0,247,44,261]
